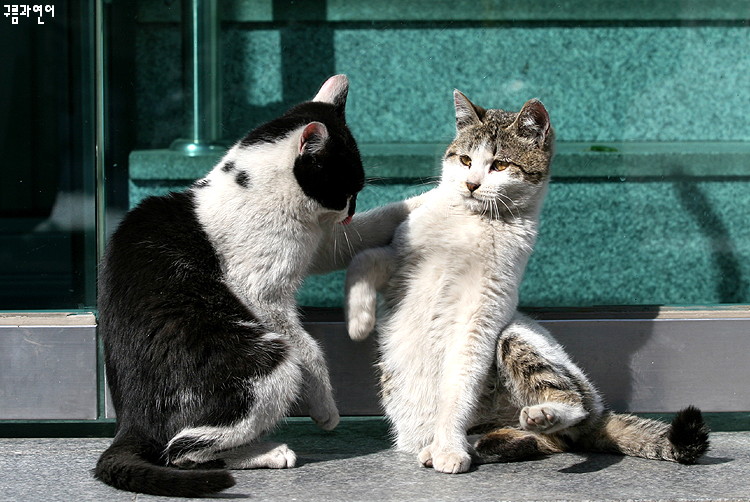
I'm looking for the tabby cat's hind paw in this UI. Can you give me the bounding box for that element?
[520,402,588,434]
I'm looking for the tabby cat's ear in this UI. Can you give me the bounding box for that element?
[454,90,485,131]
[514,99,550,148]
[312,74,349,118]
[299,121,329,155]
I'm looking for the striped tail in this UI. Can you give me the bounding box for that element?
[583,405,710,464]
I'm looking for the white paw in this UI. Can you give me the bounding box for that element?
[418,444,433,467]
[346,309,375,341]
[418,444,471,474]
[309,398,340,431]
[520,402,587,433]
[222,443,297,469]
[263,444,297,469]
[520,405,557,431]
[345,283,377,341]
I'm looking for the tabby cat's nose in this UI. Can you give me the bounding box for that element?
[466,182,480,193]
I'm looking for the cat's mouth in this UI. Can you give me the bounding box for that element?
[339,194,356,225]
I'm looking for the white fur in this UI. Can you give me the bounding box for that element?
[168,351,304,466]
[195,134,346,311]
[182,82,358,465]
[520,402,589,434]
[346,148,545,474]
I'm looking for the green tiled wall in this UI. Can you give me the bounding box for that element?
[127,2,750,308]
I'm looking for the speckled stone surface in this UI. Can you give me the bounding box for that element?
[128,145,750,307]
[126,11,750,308]
[1,422,748,501]
[133,22,750,149]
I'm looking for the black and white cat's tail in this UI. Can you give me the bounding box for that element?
[582,405,710,464]
[94,433,235,497]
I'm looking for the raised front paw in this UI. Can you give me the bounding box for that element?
[346,307,375,342]
[345,282,377,341]
[520,402,587,434]
[418,444,471,474]
[309,397,340,431]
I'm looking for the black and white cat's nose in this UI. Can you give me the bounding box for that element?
[466,182,481,193]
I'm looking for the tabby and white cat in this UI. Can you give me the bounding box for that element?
[345,91,709,474]
[95,75,414,497]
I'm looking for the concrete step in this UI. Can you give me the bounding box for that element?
[1,420,747,501]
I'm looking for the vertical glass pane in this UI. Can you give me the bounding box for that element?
[108,1,750,309]
[0,1,96,310]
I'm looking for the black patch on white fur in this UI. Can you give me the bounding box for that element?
[240,101,364,213]
[96,191,288,495]
[221,161,235,172]
[235,171,250,188]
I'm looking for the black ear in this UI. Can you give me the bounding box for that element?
[454,90,485,131]
[514,99,550,147]
[299,121,329,155]
[312,74,349,119]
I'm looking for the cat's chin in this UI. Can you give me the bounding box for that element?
[461,194,488,214]
[318,211,351,227]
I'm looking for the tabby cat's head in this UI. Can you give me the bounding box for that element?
[442,91,554,217]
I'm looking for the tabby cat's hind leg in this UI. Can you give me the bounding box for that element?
[473,427,565,463]
[473,314,605,463]
[496,313,604,433]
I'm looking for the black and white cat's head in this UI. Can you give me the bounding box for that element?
[196,75,364,226]
[442,91,554,217]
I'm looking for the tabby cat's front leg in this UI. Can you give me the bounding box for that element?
[345,246,397,341]
[419,324,500,474]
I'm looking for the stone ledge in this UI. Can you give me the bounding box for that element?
[137,0,750,23]
[0,312,96,327]
[129,141,750,181]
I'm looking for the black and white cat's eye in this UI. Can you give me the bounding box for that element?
[459,155,472,167]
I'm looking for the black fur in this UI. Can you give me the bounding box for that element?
[668,405,710,464]
[240,101,364,213]
[96,85,364,496]
[235,170,250,188]
[95,433,235,497]
[95,192,287,496]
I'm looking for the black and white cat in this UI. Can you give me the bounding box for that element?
[94,75,409,497]
[345,91,709,474]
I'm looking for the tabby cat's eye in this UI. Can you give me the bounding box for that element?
[491,160,510,172]
[459,155,472,167]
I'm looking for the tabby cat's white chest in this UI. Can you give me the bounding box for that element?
[402,196,492,260]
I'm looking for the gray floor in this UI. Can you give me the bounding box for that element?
[1,420,748,502]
